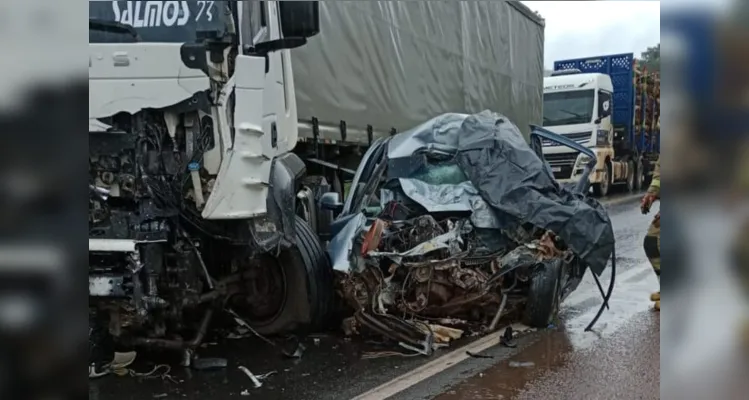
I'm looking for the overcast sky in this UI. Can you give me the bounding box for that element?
[520,1,661,68]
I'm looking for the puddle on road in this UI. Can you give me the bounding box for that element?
[434,254,661,400]
[433,330,574,400]
[434,312,661,400]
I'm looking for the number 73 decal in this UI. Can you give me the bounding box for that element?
[111,1,215,28]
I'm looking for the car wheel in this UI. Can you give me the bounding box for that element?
[232,216,335,334]
[523,259,563,328]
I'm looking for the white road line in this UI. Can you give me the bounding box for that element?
[351,323,530,400]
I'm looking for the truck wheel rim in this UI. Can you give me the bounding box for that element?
[602,168,609,193]
[628,164,634,189]
[232,256,288,325]
[639,167,645,188]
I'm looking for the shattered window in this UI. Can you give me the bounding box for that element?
[409,162,468,186]
[389,151,468,186]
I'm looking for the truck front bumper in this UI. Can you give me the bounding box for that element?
[557,167,605,186]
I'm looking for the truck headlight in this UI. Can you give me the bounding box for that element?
[595,130,609,146]
[576,154,591,167]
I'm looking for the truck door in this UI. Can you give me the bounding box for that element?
[203,1,272,219]
[238,1,297,156]
[597,90,614,146]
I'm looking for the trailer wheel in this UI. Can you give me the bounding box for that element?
[523,259,563,328]
[626,160,636,192]
[592,162,611,197]
[232,216,334,334]
[634,159,646,191]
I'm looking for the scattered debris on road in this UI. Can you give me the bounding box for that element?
[508,361,535,368]
[282,340,307,359]
[466,351,493,359]
[238,366,264,389]
[500,326,518,348]
[191,357,228,371]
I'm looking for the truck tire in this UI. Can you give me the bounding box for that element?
[592,162,611,197]
[523,259,563,328]
[626,160,636,192]
[634,159,646,191]
[237,216,335,335]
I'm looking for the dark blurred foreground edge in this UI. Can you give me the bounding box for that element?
[0,79,87,400]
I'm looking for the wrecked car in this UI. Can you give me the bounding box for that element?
[320,111,615,353]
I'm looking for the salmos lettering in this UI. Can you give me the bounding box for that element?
[111,1,190,28]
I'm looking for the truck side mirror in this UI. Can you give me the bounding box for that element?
[279,1,320,39]
[320,192,343,213]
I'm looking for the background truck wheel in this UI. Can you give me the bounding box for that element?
[592,162,611,197]
[634,159,645,191]
[233,216,335,335]
[626,160,636,192]
[523,259,563,328]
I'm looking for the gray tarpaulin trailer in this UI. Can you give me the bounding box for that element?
[291,0,545,160]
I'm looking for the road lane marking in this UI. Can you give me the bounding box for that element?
[351,323,529,400]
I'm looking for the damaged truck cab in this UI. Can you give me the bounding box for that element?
[323,112,613,350]
[89,1,335,370]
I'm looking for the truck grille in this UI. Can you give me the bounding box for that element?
[543,152,580,180]
[542,132,591,146]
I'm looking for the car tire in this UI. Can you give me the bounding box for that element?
[592,162,611,197]
[523,259,563,328]
[245,216,335,335]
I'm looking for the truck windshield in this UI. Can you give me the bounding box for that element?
[89,1,230,43]
[543,90,595,126]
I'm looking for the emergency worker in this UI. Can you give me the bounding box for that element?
[641,157,660,311]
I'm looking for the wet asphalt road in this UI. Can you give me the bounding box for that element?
[90,192,659,400]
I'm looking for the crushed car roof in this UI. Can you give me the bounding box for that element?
[333,110,614,275]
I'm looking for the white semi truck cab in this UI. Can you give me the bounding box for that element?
[542,71,616,196]
[543,54,660,197]
[88,1,337,369]
[89,1,313,220]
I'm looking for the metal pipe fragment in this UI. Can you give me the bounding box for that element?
[489,293,508,331]
[129,309,214,350]
[238,366,263,388]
